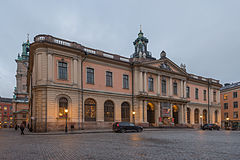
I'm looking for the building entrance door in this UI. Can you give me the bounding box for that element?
[172,105,179,124]
[147,102,155,125]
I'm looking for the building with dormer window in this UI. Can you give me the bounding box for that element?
[27,30,222,132]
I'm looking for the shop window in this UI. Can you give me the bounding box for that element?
[104,100,114,122]
[59,97,68,118]
[85,98,96,121]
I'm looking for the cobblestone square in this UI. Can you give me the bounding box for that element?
[0,129,239,160]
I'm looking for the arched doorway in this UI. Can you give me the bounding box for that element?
[187,108,191,124]
[121,102,130,122]
[203,109,207,124]
[147,102,155,124]
[172,105,179,124]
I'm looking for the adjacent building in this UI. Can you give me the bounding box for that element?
[27,30,222,132]
[0,97,13,128]
[221,82,240,129]
[12,39,30,127]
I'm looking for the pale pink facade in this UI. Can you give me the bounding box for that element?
[28,33,221,132]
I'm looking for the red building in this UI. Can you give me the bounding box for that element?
[0,97,13,128]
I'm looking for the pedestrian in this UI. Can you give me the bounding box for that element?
[20,123,25,135]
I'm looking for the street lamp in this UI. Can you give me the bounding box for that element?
[65,108,68,133]
[132,111,136,124]
[226,117,230,129]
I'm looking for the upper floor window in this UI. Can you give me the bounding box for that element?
[224,103,228,109]
[58,61,68,80]
[213,91,216,102]
[223,94,228,100]
[233,112,238,118]
[173,82,177,95]
[123,75,129,89]
[148,77,154,92]
[186,86,190,98]
[233,92,238,98]
[162,79,166,94]
[195,88,199,99]
[4,106,7,111]
[87,68,94,84]
[203,90,207,101]
[233,102,238,108]
[106,71,112,87]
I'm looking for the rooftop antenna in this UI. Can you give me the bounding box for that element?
[27,33,29,42]
[140,24,142,32]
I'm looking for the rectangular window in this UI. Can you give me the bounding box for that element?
[223,94,228,100]
[123,75,129,89]
[23,114,26,118]
[224,103,228,109]
[148,77,154,92]
[87,68,94,84]
[173,82,177,95]
[4,106,7,111]
[233,92,238,98]
[224,112,228,119]
[213,91,216,102]
[203,90,207,101]
[106,71,112,87]
[195,88,199,99]
[233,102,238,108]
[58,61,68,80]
[186,86,190,98]
[162,80,166,94]
[233,112,238,118]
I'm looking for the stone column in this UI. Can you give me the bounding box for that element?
[144,72,147,92]
[180,80,183,98]
[181,105,184,124]
[73,58,78,85]
[155,102,160,125]
[183,81,186,98]
[139,71,143,92]
[169,77,173,96]
[157,74,160,95]
[47,54,53,81]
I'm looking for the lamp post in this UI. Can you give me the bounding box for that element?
[200,115,203,128]
[226,117,230,129]
[65,108,68,133]
[132,111,136,124]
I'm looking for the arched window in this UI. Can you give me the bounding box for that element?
[85,98,96,121]
[121,102,130,122]
[194,109,199,124]
[187,108,191,124]
[59,97,68,118]
[203,109,207,124]
[104,100,114,122]
[215,110,218,123]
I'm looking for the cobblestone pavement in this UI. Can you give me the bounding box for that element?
[0,128,240,160]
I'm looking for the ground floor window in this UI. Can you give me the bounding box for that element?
[203,109,207,124]
[194,109,199,124]
[187,108,191,124]
[215,110,218,123]
[104,100,114,122]
[121,102,130,122]
[85,98,96,121]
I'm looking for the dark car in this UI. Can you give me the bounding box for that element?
[112,122,143,133]
[202,124,220,130]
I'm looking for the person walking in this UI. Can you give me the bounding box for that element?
[20,123,25,135]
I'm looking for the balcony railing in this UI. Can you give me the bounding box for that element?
[34,34,130,63]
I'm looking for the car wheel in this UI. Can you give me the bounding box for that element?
[120,129,126,133]
[137,128,142,132]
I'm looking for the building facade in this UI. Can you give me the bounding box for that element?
[221,82,240,129]
[12,39,29,127]
[0,97,13,128]
[28,31,222,132]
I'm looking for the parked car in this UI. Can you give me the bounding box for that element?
[112,122,143,133]
[202,124,220,130]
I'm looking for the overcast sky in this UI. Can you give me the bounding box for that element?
[0,0,239,98]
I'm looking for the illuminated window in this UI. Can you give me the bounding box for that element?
[194,109,199,124]
[85,98,96,121]
[104,100,114,122]
[59,97,68,118]
[223,94,228,100]
[4,106,7,111]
